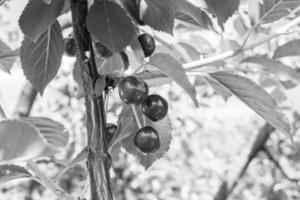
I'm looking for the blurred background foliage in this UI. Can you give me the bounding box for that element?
[1,1,300,200]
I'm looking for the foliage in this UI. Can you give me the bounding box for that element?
[0,0,300,199]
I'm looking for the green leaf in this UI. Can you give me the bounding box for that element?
[140,0,175,34]
[248,0,261,26]
[55,147,87,181]
[0,40,18,73]
[273,40,300,58]
[119,105,172,169]
[149,53,199,107]
[252,0,300,25]
[204,0,240,29]
[174,0,212,29]
[174,42,201,62]
[19,0,65,42]
[20,21,64,94]
[155,42,200,64]
[120,0,140,24]
[87,1,135,53]
[0,120,61,163]
[21,117,69,148]
[96,53,124,75]
[243,57,300,84]
[201,75,232,100]
[136,69,172,87]
[0,164,32,184]
[209,71,291,136]
[259,73,287,103]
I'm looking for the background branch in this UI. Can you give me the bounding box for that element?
[214,123,275,200]
[263,148,299,183]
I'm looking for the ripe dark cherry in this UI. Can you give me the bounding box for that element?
[138,33,155,57]
[95,42,113,58]
[106,123,118,144]
[64,38,77,56]
[134,126,160,153]
[142,94,168,121]
[118,76,148,104]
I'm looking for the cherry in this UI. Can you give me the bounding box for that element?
[134,126,160,153]
[106,123,117,144]
[118,76,148,104]
[142,94,168,121]
[95,42,113,58]
[64,38,77,57]
[138,33,155,57]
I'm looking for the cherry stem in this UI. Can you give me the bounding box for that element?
[142,114,146,127]
[131,105,142,129]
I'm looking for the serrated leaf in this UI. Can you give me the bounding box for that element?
[243,57,300,84]
[174,0,212,29]
[97,53,124,75]
[19,0,65,42]
[209,71,291,136]
[0,164,32,184]
[0,40,18,73]
[21,117,69,149]
[136,69,172,87]
[129,37,145,67]
[20,21,64,94]
[87,1,135,53]
[248,0,262,26]
[55,147,86,181]
[149,53,199,107]
[273,40,300,58]
[140,0,175,34]
[120,0,140,24]
[259,73,287,103]
[254,0,300,25]
[204,0,240,29]
[201,75,232,100]
[174,42,201,63]
[0,120,60,163]
[119,105,172,169]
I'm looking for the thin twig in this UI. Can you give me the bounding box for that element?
[214,123,275,200]
[0,105,7,119]
[263,148,299,183]
[184,16,300,70]
[27,161,75,200]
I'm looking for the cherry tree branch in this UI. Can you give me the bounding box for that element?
[70,1,112,200]
[214,123,275,200]
[184,16,300,70]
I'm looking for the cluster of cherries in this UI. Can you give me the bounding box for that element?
[118,76,168,154]
[64,32,162,154]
